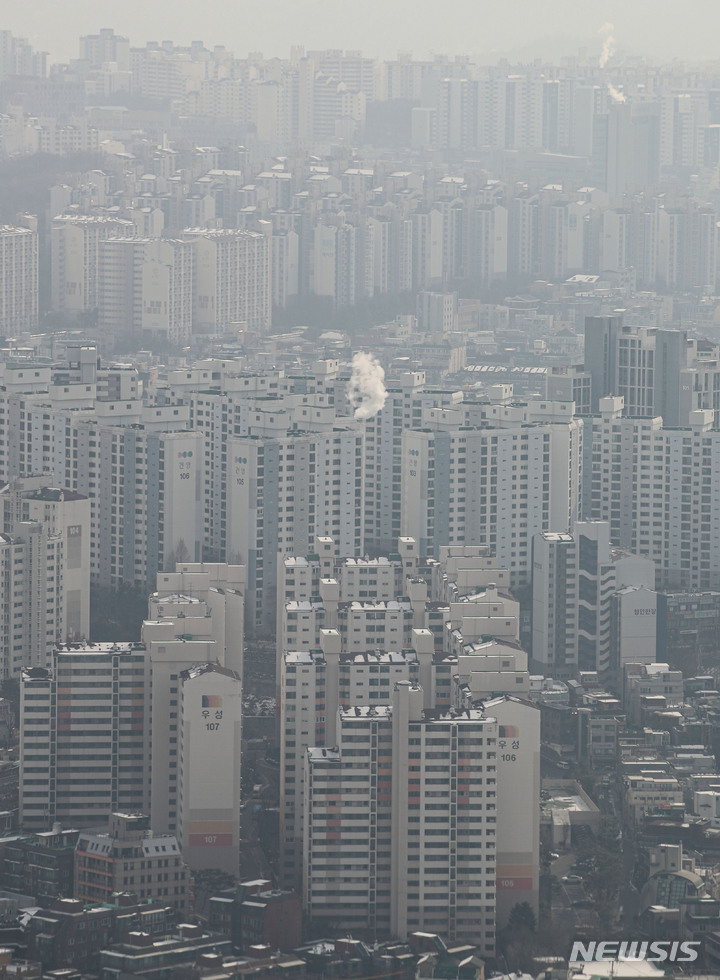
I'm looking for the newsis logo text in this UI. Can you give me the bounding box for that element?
[570,941,700,964]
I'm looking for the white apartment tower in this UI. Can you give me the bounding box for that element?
[0,482,90,679]
[361,372,467,554]
[185,228,271,334]
[586,397,720,590]
[402,399,582,584]
[281,628,434,889]
[1,478,91,642]
[18,564,244,837]
[144,564,245,837]
[51,214,134,316]
[178,662,242,873]
[0,524,65,678]
[0,225,38,332]
[19,642,148,831]
[98,238,194,345]
[227,424,364,634]
[303,682,504,953]
[48,418,203,588]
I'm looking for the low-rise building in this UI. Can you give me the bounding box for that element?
[0,826,79,904]
[209,880,302,952]
[624,663,684,726]
[624,774,684,825]
[98,924,232,979]
[74,813,189,916]
[25,896,176,974]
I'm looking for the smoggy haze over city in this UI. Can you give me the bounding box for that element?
[3,0,720,64]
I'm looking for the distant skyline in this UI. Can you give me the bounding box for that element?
[3,0,720,66]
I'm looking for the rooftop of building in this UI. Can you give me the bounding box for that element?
[21,487,88,502]
[180,661,240,683]
[77,833,182,856]
[151,593,204,604]
[339,704,393,720]
[53,641,146,655]
[339,599,412,611]
[540,531,575,542]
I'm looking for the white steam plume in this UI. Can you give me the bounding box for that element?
[598,22,615,68]
[347,352,388,420]
[598,23,626,103]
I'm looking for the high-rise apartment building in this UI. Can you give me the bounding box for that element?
[51,215,135,317]
[178,662,242,873]
[312,221,358,307]
[545,364,592,415]
[604,101,661,201]
[304,681,537,952]
[0,479,90,678]
[532,520,656,681]
[0,30,47,79]
[0,524,62,678]
[228,423,364,634]
[1,477,91,643]
[278,537,528,898]
[0,224,38,332]
[19,563,244,843]
[144,564,244,839]
[79,29,130,70]
[583,315,692,423]
[98,238,194,345]
[19,642,148,831]
[585,397,720,591]
[281,628,432,889]
[362,371,463,554]
[184,229,271,334]
[401,399,582,584]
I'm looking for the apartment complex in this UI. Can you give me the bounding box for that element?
[304,681,538,953]
[144,564,244,839]
[0,369,203,588]
[19,563,244,845]
[585,397,720,590]
[401,397,582,583]
[277,535,538,949]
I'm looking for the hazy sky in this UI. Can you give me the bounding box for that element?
[4,0,720,65]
